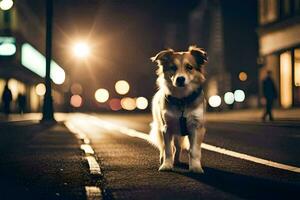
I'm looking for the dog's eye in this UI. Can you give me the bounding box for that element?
[169,65,177,71]
[185,64,193,71]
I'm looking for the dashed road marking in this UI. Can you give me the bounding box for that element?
[81,144,95,155]
[85,186,102,200]
[65,120,103,200]
[86,156,102,175]
[82,114,300,174]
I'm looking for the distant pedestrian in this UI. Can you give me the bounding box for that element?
[17,93,26,114]
[262,70,277,121]
[1,82,13,116]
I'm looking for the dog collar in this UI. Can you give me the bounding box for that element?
[165,86,203,136]
[165,86,203,109]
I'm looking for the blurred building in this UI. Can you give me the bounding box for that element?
[0,1,66,113]
[188,0,258,109]
[257,0,300,108]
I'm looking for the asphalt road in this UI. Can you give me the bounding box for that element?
[0,113,299,200]
[67,113,300,200]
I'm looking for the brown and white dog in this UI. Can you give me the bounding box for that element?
[150,46,208,173]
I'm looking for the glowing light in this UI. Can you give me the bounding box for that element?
[70,95,82,107]
[115,80,130,95]
[136,97,148,110]
[35,83,46,96]
[0,0,13,10]
[0,37,16,56]
[239,71,248,81]
[294,49,300,87]
[224,92,234,105]
[95,88,109,103]
[280,52,292,108]
[73,42,90,58]
[71,83,83,95]
[109,98,122,111]
[21,43,66,84]
[121,97,136,110]
[234,90,245,102]
[208,95,221,108]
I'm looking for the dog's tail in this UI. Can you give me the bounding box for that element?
[149,121,164,150]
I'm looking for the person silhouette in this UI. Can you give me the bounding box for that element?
[17,93,26,114]
[1,82,13,116]
[262,70,277,121]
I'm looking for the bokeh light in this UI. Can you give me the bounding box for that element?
[121,97,136,110]
[224,92,234,105]
[35,83,46,96]
[71,83,83,95]
[109,98,122,111]
[136,97,148,110]
[0,0,14,10]
[208,95,221,108]
[239,71,248,81]
[70,95,82,107]
[234,89,245,102]
[115,80,130,95]
[95,88,109,103]
[73,42,90,58]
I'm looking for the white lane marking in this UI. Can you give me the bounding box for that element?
[80,114,300,174]
[86,156,102,175]
[85,186,102,200]
[65,121,102,176]
[65,121,90,144]
[81,144,95,155]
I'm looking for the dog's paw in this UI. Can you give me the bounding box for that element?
[158,163,173,171]
[189,166,204,174]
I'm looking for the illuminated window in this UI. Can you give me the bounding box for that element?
[280,51,292,108]
[294,49,300,87]
[21,43,65,85]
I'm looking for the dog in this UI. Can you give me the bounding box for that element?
[150,45,208,173]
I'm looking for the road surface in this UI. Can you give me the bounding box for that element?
[0,113,299,200]
[67,113,300,200]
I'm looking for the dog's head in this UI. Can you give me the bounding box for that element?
[151,46,208,94]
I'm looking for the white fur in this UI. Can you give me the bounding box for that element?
[150,86,206,173]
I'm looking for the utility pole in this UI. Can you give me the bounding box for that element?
[42,0,55,122]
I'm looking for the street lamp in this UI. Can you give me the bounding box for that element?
[42,0,55,122]
[72,42,90,58]
[0,0,13,10]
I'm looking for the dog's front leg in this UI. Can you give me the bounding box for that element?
[188,126,205,173]
[159,129,174,171]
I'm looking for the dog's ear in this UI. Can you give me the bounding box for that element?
[189,45,208,67]
[151,49,174,65]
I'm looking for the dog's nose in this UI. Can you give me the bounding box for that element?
[176,76,185,87]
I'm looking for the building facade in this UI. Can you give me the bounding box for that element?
[0,2,66,113]
[257,0,300,108]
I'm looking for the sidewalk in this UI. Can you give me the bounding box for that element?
[0,119,89,200]
[206,108,300,125]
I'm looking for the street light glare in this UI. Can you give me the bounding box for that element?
[0,0,14,10]
[35,83,46,96]
[136,97,148,110]
[234,90,245,102]
[95,88,109,103]
[70,95,82,107]
[208,95,222,108]
[115,80,130,95]
[73,42,90,58]
[224,92,234,105]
